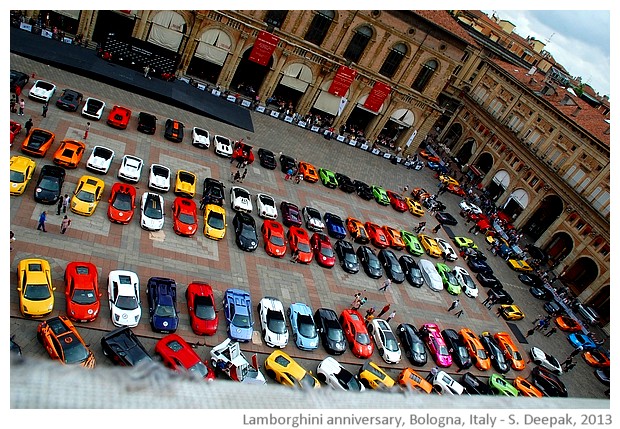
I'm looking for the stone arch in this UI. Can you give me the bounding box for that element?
[229,44,276,95]
[487,169,510,201]
[560,256,599,296]
[147,10,187,52]
[544,231,574,266]
[501,188,529,220]
[475,152,494,174]
[444,123,462,149]
[523,194,564,240]
[455,138,476,165]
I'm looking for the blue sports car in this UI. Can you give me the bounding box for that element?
[288,302,319,351]
[427,161,448,174]
[323,212,347,239]
[567,333,598,351]
[146,277,179,333]
[223,289,254,342]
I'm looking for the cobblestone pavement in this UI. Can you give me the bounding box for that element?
[9,54,608,402]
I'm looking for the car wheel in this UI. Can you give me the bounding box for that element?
[102,348,109,357]
[266,369,276,379]
[36,331,43,344]
[317,372,326,383]
[211,359,218,369]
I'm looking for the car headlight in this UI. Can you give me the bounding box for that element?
[72,201,77,208]
[135,315,140,322]
[48,303,53,311]
[114,313,120,321]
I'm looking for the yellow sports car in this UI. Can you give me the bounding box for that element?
[264,350,320,389]
[418,234,442,258]
[71,175,105,216]
[439,175,459,186]
[507,259,533,272]
[358,361,395,390]
[498,304,525,321]
[204,203,226,240]
[17,258,55,318]
[10,155,36,195]
[405,197,425,216]
[174,169,197,198]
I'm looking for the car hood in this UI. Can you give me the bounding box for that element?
[111,306,141,327]
[264,330,288,347]
[153,314,179,332]
[150,175,169,188]
[34,187,60,203]
[233,196,250,208]
[142,213,164,230]
[30,87,52,97]
[88,156,110,170]
[230,324,253,342]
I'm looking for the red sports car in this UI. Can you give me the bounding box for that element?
[310,232,335,268]
[261,219,287,258]
[172,197,198,236]
[107,182,136,224]
[231,140,255,165]
[106,105,132,129]
[64,261,101,323]
[185,282,218,336]
[382,225,405,250]
[364,222,389,249]
[447,183,466,197]
[419,150,441,163]
[154,333,215,381]
[387,190,408,212]
[339,309,374,359]
[10,120,21,146]
[286,225,313,264]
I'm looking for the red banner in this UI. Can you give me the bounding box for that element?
[328,65,357,97]
[363,81,391,112]
[248,31,279,66]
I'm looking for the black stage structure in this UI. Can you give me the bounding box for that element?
[10,26,254,132]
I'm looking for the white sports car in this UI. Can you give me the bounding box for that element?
[453,266,479,298]
[459,200,482,214]
[367,318,401,364]
[530,346,563,375]
[28,79,56,102]
[209,338,266,384]
[148,164,171,192]
[257,297,289,348]
[81,97,106,120]
[85,145,115,174]
[118,155,144,183]
[256,193,277,219]
[230,186,252,213]
[436,238,458,261]
[317,357,365,392]
[213,135,233,157]
[192,127,211,149]
[140,191,165,231]
[302,206,325,232]
[107,270,141,328]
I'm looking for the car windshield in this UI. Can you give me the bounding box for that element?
[232,313,251,328]
[477,348,488,359]
[240,223,256,239]
[179,172,195,184]
[178,212,196,225]
[152,166,169,177]
[297,315,317,338]
[194,296,216,320]
[10,170,25,183]
[207,186,223,199]
[336,368,361,391]
[299,372,317,389]
[464,276,476,289]
[207,211,224,229]
[327,327,344,342]
[235,189,250,199]
[267,309,287,334]
[269,234,284,246]
[385,335,399,352]
[23,284,51,300]
[368,257,381,269]
[112,192,132,211]
[155,304,176,318]
[438,344,449,356]
[188,361,210,379]
[343,251,357,263]
[76,189,95,203]
[259,195,274,206]
[144,197,162,219]
[356,332,370,345]
[36,81,55,91]
[71,288,97,305]
[446,272,457,284]
[320,246,334,258]
[62,335,90,364]
[297,242,311,253]
[412,341,425,354]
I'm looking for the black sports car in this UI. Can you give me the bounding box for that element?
[164,119,184,142]
[518,273,545,287]
[476,272,503,289]
[101,327,152,366]
[335,173,356,193]
[531,366,568,397]
[467,257,493,274]
[353,180,373,200]
[435,211,458,226]
[397,323,427,366]
[399,255,424,287]
[202,178,225,206]
[378,249,405,284]
[55,89,83,111]
[486,288,514,305]
[232,211,259,252]
[544,300,563,315]
[33,165,66,204]
[460,372,493,395]
[530,286,552,300]
[279,154,297,173]
[314,307,346,355]
[442,328,472,370]
[137,112,157,134]
[10,69,29,92]
[479,332,510,374]
[356,245,383,279]
[258,148,277,169]
[334,239,359,274]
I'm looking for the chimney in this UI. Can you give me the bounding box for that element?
[571,106,582,117]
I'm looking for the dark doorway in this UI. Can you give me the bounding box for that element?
[230,48,273,98]
[523,195,564,240]
[502,198,523,221]
[444,123,463,148]
[345,106,375,137]
[560,257,598,296]
[588,285,610,323]
[486,181,505,201]
[545,231,573,267]
[92,11,136,44]
[186,56,223,84]
[475,152,493,174]
[272,83,304,111]
[456,138,475,164]
[40,11,79,34]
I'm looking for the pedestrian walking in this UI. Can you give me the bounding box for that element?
[447,299,460,311]
[564,361,577,372]
[414,222,426,233]
[36,211,47,232]
[233,170,241,183]
[496,306,503,317]
[62,194,70,213]
[560,356,573,369]
[290,248,300,263]
[455,309,464,318]
[236,157,244,168]
[230,169,236,182]
[60,215,72,234]
[365,307,375,321]
[240,168,248,183]
[486,295,497,309]
[569,346,583,358]
[284,168,293,181]
[379,278,392,291]
[18,98,25,115]
[295,173,303,184]
[359,296,368,307]
[10,230,16,251]
[42,102,48,117]
[544,327,558,337]
[24,118,33,134]
[432,223,442,233]
[402,185,409,195]
[351,293,361,309]
[386,310,396,323]
[84,122,90,139]
[532,315,543,325]
[524,327,536,338]
[56,197,63,215]
[377,304,391,318]
[534,319,546,331]
[199,195,207,211]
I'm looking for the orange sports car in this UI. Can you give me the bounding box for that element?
[419,150,440,163]
[397,368,432,394]
[513,376,543,397]
[555,316,582,332]
[21,128,55,157]
[286,225,313,264]
[410,187,431,202]
[582,349,610,368]
[364,221,389,249]
[346,217,369,244]
[297,161,319,183]
[53,139,86,168]
[382,225,405,251]
[459,328,491,371]
[494,332,526,371]
[37,316,96,368]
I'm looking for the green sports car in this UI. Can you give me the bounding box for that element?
[488,373,519,396]
[436,263,461,295]
[318,168,338,188]
[401,230,425,256]
[371,185,389,205]
[453,236,478,249]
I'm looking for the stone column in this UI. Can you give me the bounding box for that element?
[177,14,205,74]
[134,11,150,40]
[220,31,248,88]
[259,50,289,102]
[331,83,365,130]
[402,108,440,156]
